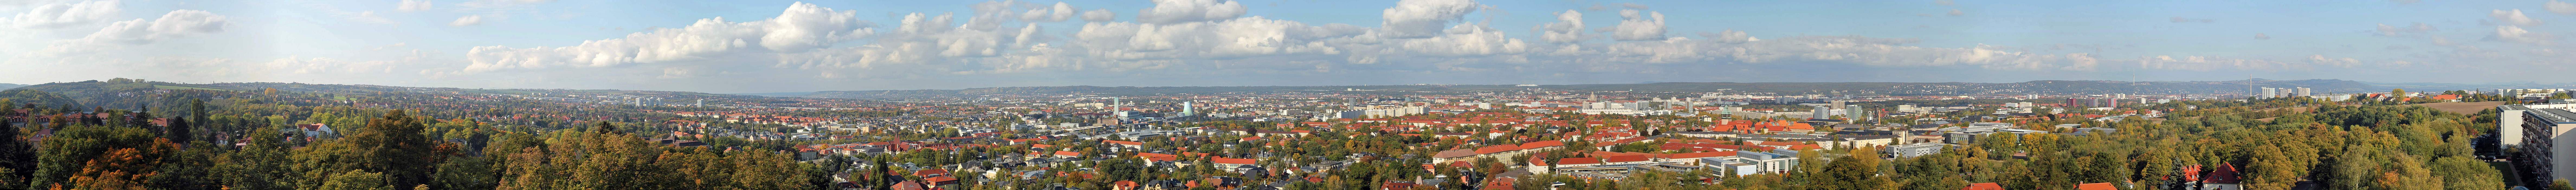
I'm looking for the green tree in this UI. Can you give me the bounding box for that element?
[429,156,498,190]
[0,104,34,189]
[344,110,444,190]
[219,127,296,190]
[317,169,392,190]
[29,124,164,188]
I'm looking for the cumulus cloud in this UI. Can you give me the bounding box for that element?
[2553,1,2576,15]
[1933,0,1954,6]
[448,15,481,26]
[7,0,120,29]
[1379,0,1480,38]
[398,0,433,12]
[1604,10,1665,41]
[2254,33,2270,40]
[1016,2,1075,22]
[464,2,872,72]
[36,9,226,55]
[2491,9,2542,26]
[1080,9,1115,22]
[1947,9,1964,16]
[1535,10,1586,43]
[2491,25,2554,44]
[1135,0,1245,24]
[2374,22,2435,36]
[1399,24,1526,56]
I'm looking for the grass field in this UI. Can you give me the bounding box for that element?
[2412,101,2506,114]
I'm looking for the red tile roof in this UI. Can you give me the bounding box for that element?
[1603,155,1650,163]
[1212,157,1257,165]
[1554,157,1602,165]
[2202,163,2242,184]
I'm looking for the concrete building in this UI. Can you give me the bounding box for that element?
[1888,143,1945,158]
[1735,150,1800,174]
[2504,100,2576,184]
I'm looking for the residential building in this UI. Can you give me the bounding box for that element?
[2504,100,2576,184]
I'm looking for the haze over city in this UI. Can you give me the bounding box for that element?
[3,0,2571,93]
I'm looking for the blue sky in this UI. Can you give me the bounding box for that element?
[1,0,2569,93]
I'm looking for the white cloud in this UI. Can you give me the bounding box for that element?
[2491,9,2542,26]
[1605,9,1665,41]
[36,9,226,55]
[1697,30,1757,43]
[398,0,433,12]
[448,15,481,26]
[2552,1,2576,15]
[1535,10,1586,43]
[1378,0,1480,38]
[1016,2,1075,22]
[1135,0,1245,24]
[2254,33,2270,40]
[1080,9,1115,22]
[1933,0,1954,6]
[7,0,120,29]
[1398,24,1526,56]
[1946,9,1964,16]
[464,2,872,72]
[2491,25,2554,44]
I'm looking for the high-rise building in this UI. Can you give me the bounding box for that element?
[1812,105,1833,119]
[2261,87,2280,98]
[2502,101,2576,184]
[2295,87,2313,97]
[2063,98,2079,107]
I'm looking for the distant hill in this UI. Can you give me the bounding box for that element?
[798,79,2389,99]
[0,89,81,109]
[0,83,28,90]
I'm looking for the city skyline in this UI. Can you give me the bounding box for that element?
[4,0,2573,93]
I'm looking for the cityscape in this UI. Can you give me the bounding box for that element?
[1,0,2573,190]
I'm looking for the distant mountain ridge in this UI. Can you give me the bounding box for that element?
[0,83,28,90]
[796,79,2389,99]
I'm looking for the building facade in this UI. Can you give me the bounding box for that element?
[2504,100,2576,184]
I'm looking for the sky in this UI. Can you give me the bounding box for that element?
[0,0,2571,93]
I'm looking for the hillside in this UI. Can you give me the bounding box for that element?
[797,79,2387,99]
